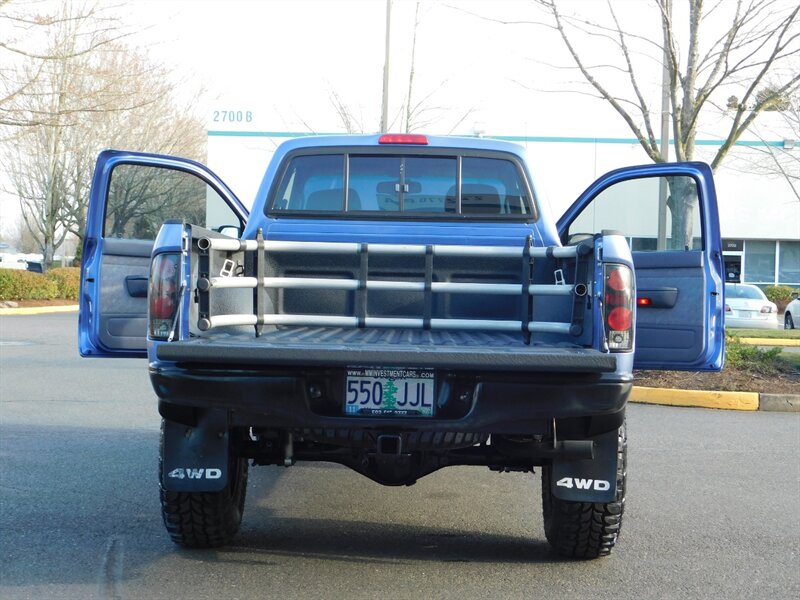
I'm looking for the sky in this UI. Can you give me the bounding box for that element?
[117,0,797,139]
[119,0,672,137]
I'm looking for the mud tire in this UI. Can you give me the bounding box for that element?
[159,420,249,548]
[541,422,627,559]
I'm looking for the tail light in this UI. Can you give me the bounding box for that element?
[149,253,181,340]
[761,305,774,314]
[604,264,634,352]
[725,304,732,313]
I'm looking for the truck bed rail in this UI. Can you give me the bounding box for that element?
[194,231,595,344]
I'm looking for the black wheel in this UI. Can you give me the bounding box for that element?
[784,312,794,330]
[159,420,249,548]
[541,422,626,559]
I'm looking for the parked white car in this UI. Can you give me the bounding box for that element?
[725,284,779,329]
[784,296,800,330]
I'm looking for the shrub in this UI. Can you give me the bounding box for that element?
[764,285,797,304]
[0,270,58,300]
[0,267,80,301]
[0,270,21,300]
[47,267,80,300]
[725,334,783,374]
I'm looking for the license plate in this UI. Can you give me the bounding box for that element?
[344,367,435,417]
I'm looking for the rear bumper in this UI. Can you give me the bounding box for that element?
[725,316,779,330]
[150,363,631,435]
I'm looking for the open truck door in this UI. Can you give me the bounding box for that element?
[79,150,247,358]
[558,161,724,371]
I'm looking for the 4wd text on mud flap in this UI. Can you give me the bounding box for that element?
[167,468,222,480]
[556,477,611,491]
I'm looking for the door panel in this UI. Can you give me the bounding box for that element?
[558,162,724,371]
[96,239,152,352]
[79,150,247,358]
[634,260,707,365]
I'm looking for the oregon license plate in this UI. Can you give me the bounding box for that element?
[344,367,435,417]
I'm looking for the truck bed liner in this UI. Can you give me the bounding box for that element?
[157,326,615,372]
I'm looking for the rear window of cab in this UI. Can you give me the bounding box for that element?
[268,152,535,219]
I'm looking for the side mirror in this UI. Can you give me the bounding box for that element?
[216,225,240,238]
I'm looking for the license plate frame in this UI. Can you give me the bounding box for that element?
[344,367,435,417]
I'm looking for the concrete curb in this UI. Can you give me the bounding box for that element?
[631,387,799,412]
[0,305,78,316]
[737,337,800,347]
[758,394,800,412]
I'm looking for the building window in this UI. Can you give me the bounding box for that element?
[779,241,800,285]
[630,237,657,251]
[744,240,775,283]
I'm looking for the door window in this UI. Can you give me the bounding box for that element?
[104,164,241,240]
[567,175,702,251]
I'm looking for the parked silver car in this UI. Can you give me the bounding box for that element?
[784,296,800,329]
[725,284,779,329]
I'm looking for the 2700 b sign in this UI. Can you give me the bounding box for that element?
[344,367,435,417]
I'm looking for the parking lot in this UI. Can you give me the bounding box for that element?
[1,313,798,599]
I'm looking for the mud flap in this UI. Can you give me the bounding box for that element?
[550,428,618,503]
[161,408,230,492]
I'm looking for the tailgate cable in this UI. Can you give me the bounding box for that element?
[167,282,186,343]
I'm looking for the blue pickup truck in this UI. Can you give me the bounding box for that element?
[79,133,724,558]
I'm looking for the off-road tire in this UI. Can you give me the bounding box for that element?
[540,421,626,559]
[159,421,249,548]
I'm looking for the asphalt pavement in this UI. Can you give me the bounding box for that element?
[1,313,799,599]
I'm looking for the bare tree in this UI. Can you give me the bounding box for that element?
[401,2,477,134]
[541,0,799,247]
[456,0,799,247]
[0,0,132,130]
[57,46,206,245]
[0,210,38,253]
[3,1,205,270]
[726,92,799,203]
[6,120,71,268]
[329,89,364,133]
[403,2,422,132]
[323,1,475,136]
[1,1,135,267]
